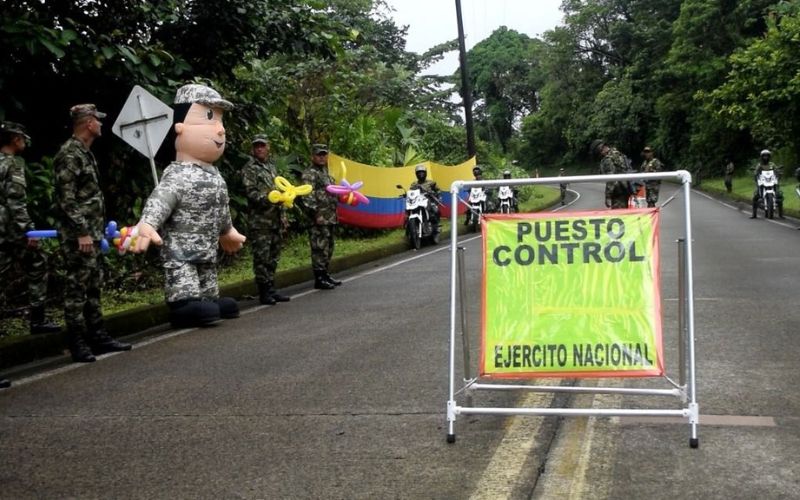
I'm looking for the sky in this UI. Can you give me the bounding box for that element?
[382,0,564,76]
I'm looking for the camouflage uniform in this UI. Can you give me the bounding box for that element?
[0,152,49,309]
[140,162,233,303]
[241,154,284,287]
[301,159,338,273]
[640,157,663,206]
[599,148,631,209]
[53,136,107,334]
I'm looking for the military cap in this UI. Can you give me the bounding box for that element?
[174,83,233,110]
[0,121,31,140]
[590,139,606,154]
[70,104,107,121]
[312,143,329,154]
[252,134,269,145]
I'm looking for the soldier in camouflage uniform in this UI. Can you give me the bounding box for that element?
[591,139,631,209]
[54,105,132,362]
[0,121,61,339]
[640,146,663,208]
[301,144,340,290]
[133,84,246,328]
[241,134,289,305]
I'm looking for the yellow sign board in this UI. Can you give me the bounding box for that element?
[480,209,664,378]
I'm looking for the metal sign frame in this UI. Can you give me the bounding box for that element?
[446,170,699,448]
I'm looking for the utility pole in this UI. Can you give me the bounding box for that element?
[455,0,476,158]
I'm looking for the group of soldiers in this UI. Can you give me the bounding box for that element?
[591,139,663,209]
[0,85,343,385]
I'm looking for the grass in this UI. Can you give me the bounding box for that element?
[0,185,560,339]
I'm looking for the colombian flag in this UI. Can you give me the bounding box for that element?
[328,153,476,229]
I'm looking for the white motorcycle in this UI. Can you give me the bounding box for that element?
[465,187,487,232]
[397,186,439,250]
[757,169,780,219]
[497,186,516,214]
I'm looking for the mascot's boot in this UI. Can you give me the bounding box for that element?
[314,271,335,290]
[66,329,96,363]
[216,296,240,319]
[258,283,276,305]
[29,305,61,335]
[267,281,290,302]
[87,324,132,355]
[168,299,221,328]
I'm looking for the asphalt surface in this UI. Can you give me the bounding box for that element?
[1,181,798,499]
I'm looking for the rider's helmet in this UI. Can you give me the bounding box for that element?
[472,166,483,178]
[761,149,771,161]
[795,166,800,183]
[502,170,511,179]
[414,163,427,182]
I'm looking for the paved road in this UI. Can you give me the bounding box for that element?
[1,181,798,499]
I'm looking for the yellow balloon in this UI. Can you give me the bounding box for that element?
[268,176,312,208]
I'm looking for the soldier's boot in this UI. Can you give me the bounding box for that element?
[0,379,10,389]
[258,283,276,305]
[88,325,132,355]
[66,329,96,363]
[267,281,290,303]
[168,299,221,328]
[29,305,61,335]
[323,271,342,287]
[314,271,335,290]
[750,206,758,219]
[216,297,240,319]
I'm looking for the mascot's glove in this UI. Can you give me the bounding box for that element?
[220,227,246,254]
[131,222,162,253]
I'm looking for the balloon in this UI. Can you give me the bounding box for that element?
[326,162,369,206]
[25,230,58,238]
[268,176,313,208]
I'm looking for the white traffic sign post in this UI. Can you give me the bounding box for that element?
[112,85,173,186]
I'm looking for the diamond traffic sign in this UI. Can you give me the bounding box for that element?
[112,86,173,184]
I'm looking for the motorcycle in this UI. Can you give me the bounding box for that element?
[757,169,780,219]
[396,185,440,250]
[497,185,516,214]
[465,187,487,232]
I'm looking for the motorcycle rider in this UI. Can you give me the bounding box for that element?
[498,170,519,212]
[466,166,488,224]
[750,149,783,219]
[409,164,440,232]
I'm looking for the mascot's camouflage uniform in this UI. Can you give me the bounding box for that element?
[138,84,244,327]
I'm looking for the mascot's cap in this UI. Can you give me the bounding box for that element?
[174,84,233,110]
